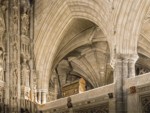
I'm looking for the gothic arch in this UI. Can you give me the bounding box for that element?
[138,5,150,58]
[34,0,111,89]
[114,0,150,54]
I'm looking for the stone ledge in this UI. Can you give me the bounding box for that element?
[125,73,150,89]
[38,83,115,111]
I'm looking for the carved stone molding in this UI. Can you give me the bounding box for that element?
[140,94,150,113]
[74,103,109,113]
[137,85,150,93]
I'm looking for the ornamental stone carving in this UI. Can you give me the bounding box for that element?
[141,95,150,113]
[21,7,29,36]
[136,66,150,75]
[13,69,18,89]
[12,15,18,33]
[13,43,18,64]
[11,0,18,38]
[74,103,109,113]
[11,69,18,112]
[0,7,5,30]
[0,48,4,81]
[0,1,5,49]
[0,87,4,103]
[21,57,30,87]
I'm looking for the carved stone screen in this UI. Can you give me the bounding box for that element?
[74,103,109,113]
[140,94,150,113]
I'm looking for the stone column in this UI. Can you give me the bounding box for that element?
[128,54,138,78]
[29,3,35,113]
[123,57,128,79]
[41,91,47,104]
[37,89,47,104]
[4,1,10,112]
[37,91,41,104]
[114,57,125,113]
[54,77,58,99]
[122,57,129,113]
[100,71,105,86]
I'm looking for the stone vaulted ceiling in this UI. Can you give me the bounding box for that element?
[138,8,150,57]
[55,24,112,87]
[34,0,150,90]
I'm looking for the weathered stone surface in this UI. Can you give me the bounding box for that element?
[0,0,150,113]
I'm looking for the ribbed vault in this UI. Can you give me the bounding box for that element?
[34,0,150,90]
[54,26,112,89]
[136,6,150,75]
[138,7,150,57]
[114,0,150,54]
[34,0,111,89]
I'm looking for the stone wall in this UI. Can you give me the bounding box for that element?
[38,84,115,113]
[0,0,37,113]
[38,73,150,113]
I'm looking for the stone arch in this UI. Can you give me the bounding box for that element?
[114,0,150,55]
[34,0,111,89]
[136,5,150,76]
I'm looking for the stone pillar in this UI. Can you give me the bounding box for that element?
[4,1,10,112]
[122,57,129,113]
[37,89,47,104]
[9,0,21,112]
[54,77,58,99]
[100,71,105,86]
[29,3,35,113]
[128,55,138,78]
[41,91,47,104]
[37,91,41,104]
[123,57,128,79]
[114,54,137,113]
[114,57,125,113]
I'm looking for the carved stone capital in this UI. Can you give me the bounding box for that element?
[128,54,139,63]
[128,54,139,78]
[37,89,48,93]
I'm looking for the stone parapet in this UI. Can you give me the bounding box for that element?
[38,83,115,111]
